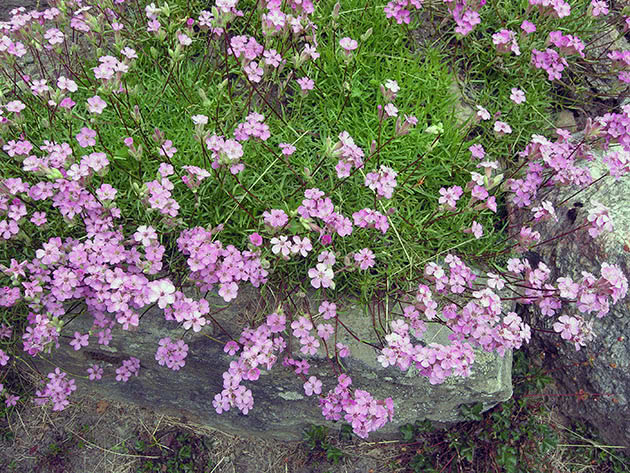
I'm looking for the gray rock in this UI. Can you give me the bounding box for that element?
[0,1,49,22]
[27,285,512,440]
[508,146,630,448]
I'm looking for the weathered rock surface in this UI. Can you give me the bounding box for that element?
[28,286,512,440]
[0,0,48,21]
[508,147,630,448]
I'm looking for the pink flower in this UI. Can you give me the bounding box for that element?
[249,233,263,247]
[354,248,375,270]
[308,263,335,289]
[87,95,107,114]
[471,221,483,239]
[520,20,536,34]
[303,376,322,396]
[87,364,103,381]
[297,77,314,92]
[0,349,8,366]
[469,144,485,159]
[509,88,526,105]
[57,76,78,92]
[587,201,613,238]
[336,343,350,358]
[476,105,490,121]
[271,236,292,258]
[279,143,296,155]
[384,103,398,118]
[70,332,89,351]
[291,236,312,257]
[30,212,47,226]
[318,301,337,320]
[148,279,176,308]
[339,37,358,55]
[6,101,25,113]
[590,0,609,17]
[263,209,288,228]
[224,341,240,356]
[493,120,512,136]
[76,127,97,147]
[5,394,19,407]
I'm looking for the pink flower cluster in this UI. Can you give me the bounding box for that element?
[506,134,599,209]
[320,374,394,439]
[607,50,630,83]
[595,110,630,152]
[181,165,211,191]
[142,164,180,218]
[492,30,520,56]
[206,135,245,175]
[378,318,476,385]
[115,356,140,382]
[424,254,477,294]
[234,112,270,142]
[332,131,364,179]
[384,0,423,25]
[177,227,268,302]
[297,188,353,238]
[587,202,614,238]
[23,312,60,356]
[529,0,571,19]
[352,208,389,234]
[364,165,398,199]
[438,185,463,211]
[155,337,189,370]
[548,31,585,58]
[34,368,76,411]
[531,48,569,81]
[213,312,287,415]
[197,1,243,36]
[553,315,594,350]
[449,1,483,37]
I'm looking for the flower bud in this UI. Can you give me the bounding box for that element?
[332,2,341,20]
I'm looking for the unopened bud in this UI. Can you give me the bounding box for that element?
[332,2,341,20]
[360,28,373,42]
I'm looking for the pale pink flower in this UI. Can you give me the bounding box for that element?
[509,88,526,104]
[87,95,107,114]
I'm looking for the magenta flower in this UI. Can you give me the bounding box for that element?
[520,20,536,34]
[249,232,263,247]
[354,248,375,270]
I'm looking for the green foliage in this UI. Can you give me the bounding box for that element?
[134,429,215,473]
[303,424,346,465]
[397,352,630,472]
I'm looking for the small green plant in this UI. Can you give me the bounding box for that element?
[133,428,215,473]
[303,424,346,465]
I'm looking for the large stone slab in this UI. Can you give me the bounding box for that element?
[508,147,630,448]
[28,286,512,440]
